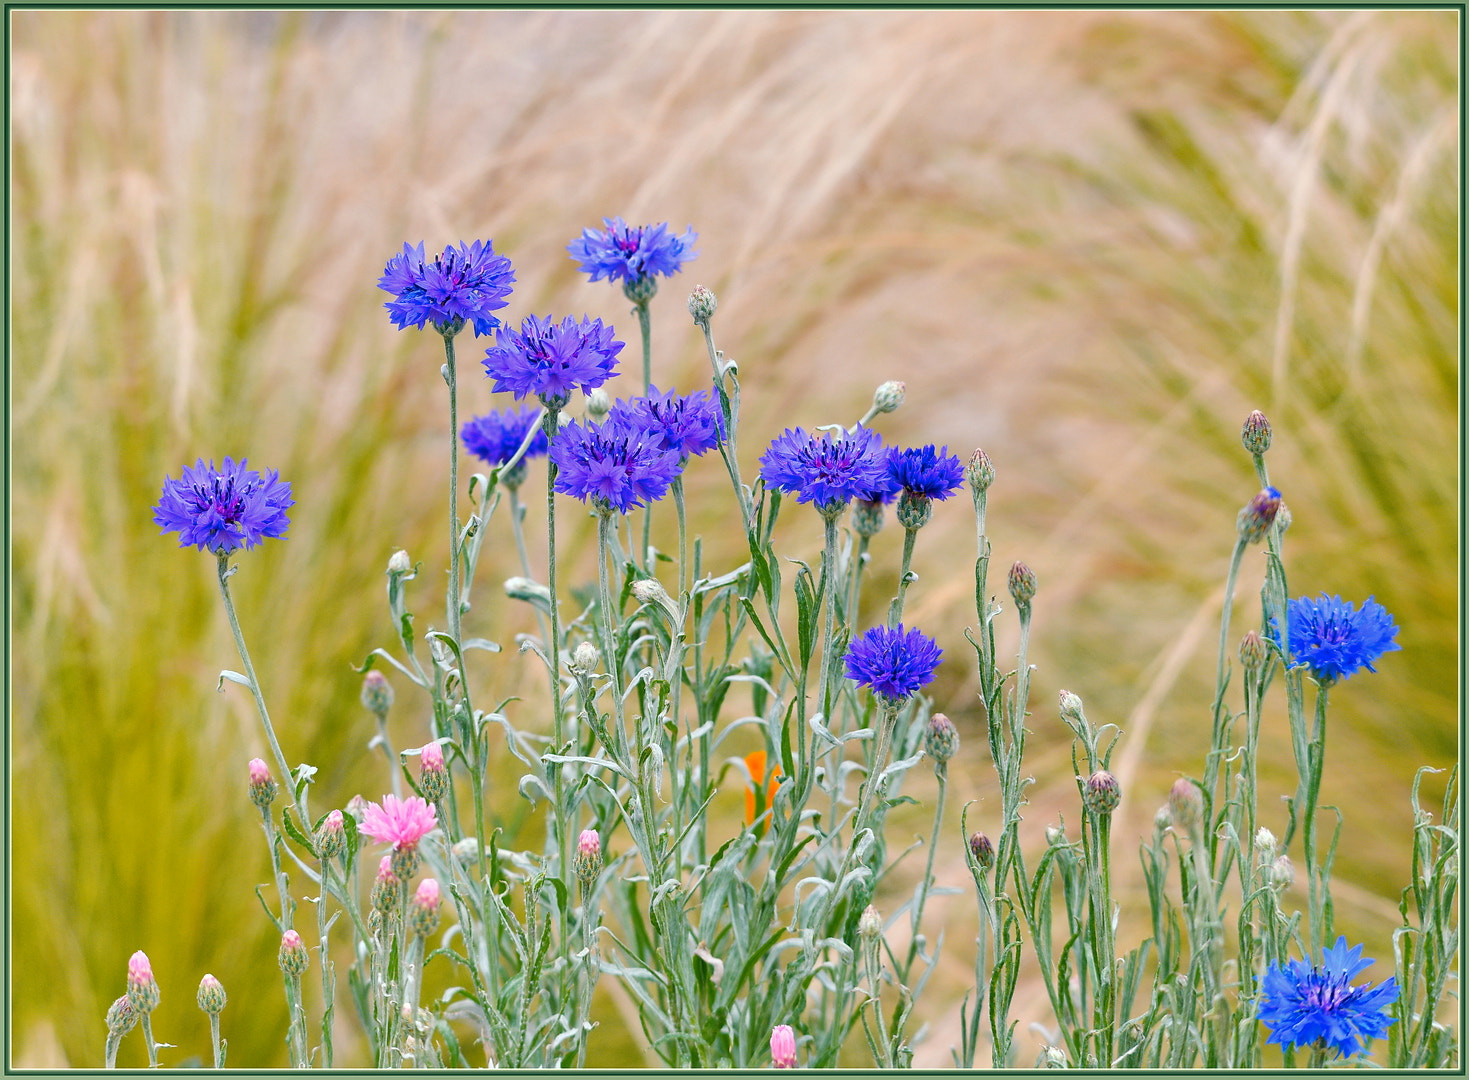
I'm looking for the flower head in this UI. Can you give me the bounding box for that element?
[568,217,698,286]
[1285,594,1401,684]
[844,624,943,706]
[482,314,623,407]
[612,385,724,459]
[126,951,160,1014]
[461,405,549,470]
[278,930,309,977]
[153,457,293,554]
[889,444,966,500]
[359,794,438,849]
[770,1024,798,1070]
[759,425,890,515]
[574,829,603,886]
[1259,937,1397,1057]
[1237,486,1283,544]
[378,240,515,337]
[549,415,681,514]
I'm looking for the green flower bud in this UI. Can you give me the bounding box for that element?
[871,380,906,414]
[278,931,309,978]
[1241,410,1272,456]
[106,995,139,1037]
[361,670,394,721]
[852,499,885,538]
[196,974,227,1016]
[1168,779,1203,832]
[1008,561,1037,609]
[924,713,959,764]
[586,388,612,421]
[687,284,717,323]
[623,275,659,306]
[858,904,883,940]
[966,448,995,493]
[896,490,933,531]
[1239,630,1267,670]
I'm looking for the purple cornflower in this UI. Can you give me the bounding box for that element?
[844,624,943,706]
[611,385,724,460]
[758,425,889,516]
[889,444,966,499]
[482,314,623,408]
[568,217,698,288]
[153,457,293,555]
[461,405,549,469]
[1286,594,1401,684]
[550,415,681,514]
[1259,937,1397,1057]
[378,240,515,337]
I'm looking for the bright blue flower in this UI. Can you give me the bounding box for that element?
[461,405,549,468]
[1259,937,1397,1057]
[481,314,624,407]
[1286,594,1401,684]
[378,240,515,337]
[550,416,682,513]
[844,624,943,705]
[612,385,724,460]
[568,218,698,286]
[758,426,889,513]
[153,457,293,555]
[889,444,965,499]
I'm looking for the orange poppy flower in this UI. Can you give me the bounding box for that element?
[744,749,782,829]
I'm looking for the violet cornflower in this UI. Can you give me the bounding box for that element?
[889,444,966,500]
[758,425,889,517]
[461,405,550,469]
[611,385,724,460]
[845,623,943,706]
[153,457,293,555]
[378,240,515,337]
[568,217,698,289]
[549,416,681,514]
[481,314,623,409]
[1285,594,1401,684]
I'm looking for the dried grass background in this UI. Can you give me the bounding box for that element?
[10,9,1458,1068]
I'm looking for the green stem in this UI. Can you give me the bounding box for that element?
[696,319,752,531]
[887,527,918,628]
[1204,537,1248,859]
[441,331,463,648]
[209,1013,223,1069]
[317,864,334,1067]
[816,701,899,933]
[375,717,403,801]
[1303,682,1331,953]
[902,764,947,978]
[509,484,552,646]
[140,1014,159,1069]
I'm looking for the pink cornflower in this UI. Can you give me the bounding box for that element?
[359,794,437,848]
[770,1024,797,1069]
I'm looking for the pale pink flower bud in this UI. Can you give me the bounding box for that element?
[125,951,160,1014]
[196,973,227,1015]
[278,929,309,977]
[408,878,442,939]
[419,742,448,803]
[770,1023,797,1069]
[371,855,400,914]
[574,828,603,886]
[247,757,277,809]
[315,809,346,860]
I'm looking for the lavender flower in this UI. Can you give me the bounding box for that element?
[550,416,681,514]
[153,457,293,555]
[378,240,515,337]
[481,314,623,408]
[1259,937,1397,1057]
[889,444,966,499]
[460,405,550,469]
[568,217,698,287]
[758,425,889,515]
[611,385,724,460]
[844,623,943,705]
[1286,594,1401,684]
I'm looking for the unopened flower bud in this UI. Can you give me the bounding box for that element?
[361,670,394,720]
[1046,823,1066,847]
[631,578,669,605]
[852,498,885,538]
[196,973,227,1015]
[387,549,412,575]
[687,285,717,323]
[574,829,603,886]
[1236,487,1282,545]
[371,855,400,914]
[278,930,309,977]
[315,809,346,861]
[1255,827,1278,864]
[968,832,994,870]
[1058,690,1084,723]
[966,448,995,493]
[346,794,369,823]
[106,994,139,1036]
[585,388,612,420]
[1274,502,1292,535]
[623,275,659,306]
[1168,779,1203,832]
[871,380,906,415]
[1038,1045,1068,1069]
[418,742,448,803]
[1269,854,1295,890]
[1154,805,1173,832]
[408,879,442,939]
[1008,561,1037,609]
[505,576,552,606]
[770,1024,797,1070]
[924,713,959,764]
[452,837,480,864]
[896,490,933,531]
[858,904,883,939]
[1239,630,1266,671]
[1083,770,1121,815]
[248,757,277,810]
[390,842,421,881]
[571,641,600,675]
[1241,410,1272,456]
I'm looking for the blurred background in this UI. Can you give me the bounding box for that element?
[10,9,1458,1069]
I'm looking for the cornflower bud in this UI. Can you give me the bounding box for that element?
[371,855,400,914]
[1058,689,1084,723]
[360,670,394,721]
[126,952,160,1014]
[585,387,612,421]
[390,843,421,882]
[623,275,658,306]
[1239,630,1266,671]
[106,994,139,1036]
[1083,770,1121,815]
[1274,501,1292,535]
[278,930,309,977]
[770,1024,798,1070]
[418,742,448,803]
[1269,854,1295,890]
[852,499,885,538]
[346,794,370,823]
[196,974,227,1015]
[688,284,717,323]
[1168,779,1203,832]
[1154,805,1173,833]
[247,757,277,810]
[574,829,603,887]
[314,809,346,861]
[408,879,442,939]
[858,904,883,940]
[505,576,552,606]
[966,448,995,493]
[387,549,412,575]
[631,578,669,605]
[571,641,600,675]
[1008,560,1037,609]
[1255,827,1279,865]
[871,380,906,414]
[1241,410,1272,456]
[968,832,994,870]
[1045,824,1066,847]
[1236,487,1282,545]
[1039,1045,1068,1069]
[452,837,480,865]
[895,490,933,531]
[924,713,959,764]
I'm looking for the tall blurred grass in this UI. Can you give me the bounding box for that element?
[10,9,1456,1067]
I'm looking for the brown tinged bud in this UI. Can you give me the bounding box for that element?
[924,713,959,764]
[1058,689,1084,723]
[1007,561,1037,609]
[1083,770,1121,815]
[106,994,139,1037]
[966,448,995,493]
[1239,630,1266,671]
[968,832,994,870]
[1168,779,1203,832]
[1241,410,1273,456]
[361,670,394,720]
[1236,487,1282,545]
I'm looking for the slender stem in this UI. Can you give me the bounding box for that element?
[903,764,947,978]
[815,514,842,726]
[209,1013,223,1069]
[637,300,655,568]
[1204,537,1248,861]
[284,974,308,1068]
[815,701,899,933]
[442,332,463,647]
[105,1032,122,1070]
[887,527,918,628]
[508,484,551,645]
[140,1015,159,1068]
[317,863,334,1068]
[376,717,403,801]
[697,319,752,531]
[1303,682,1331,953]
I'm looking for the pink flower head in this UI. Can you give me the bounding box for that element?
[325,809,344,831]
[420,742,445,773]
[412,878,441,914]
[127,951,154,989]
[376,854,397,884]
[770,1024,797,1069]
[281,929,303,949]
[248,758,271,785]
[578,829,601,858]
[359,794,437,848]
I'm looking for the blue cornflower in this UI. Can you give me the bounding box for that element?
[1259,937,1397,1058]
[550,416,682,514]
[612,385,724,460]
[568,218,698,288]
[378,240,515,337]
[153,457,293,555]
[481,314,624,408]
[844,624,944,706]
[889,444,966,499]
[1286,593,1401,684]
[461,405,549,468]
[758,425,890,515]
